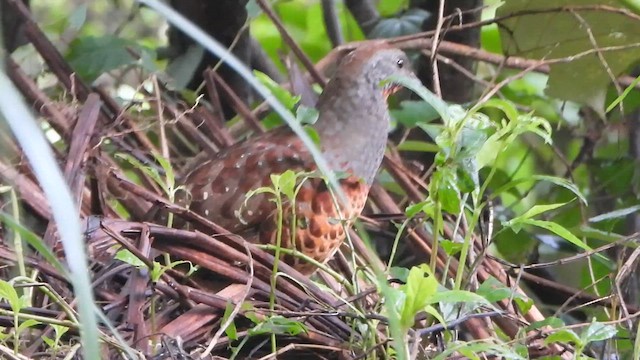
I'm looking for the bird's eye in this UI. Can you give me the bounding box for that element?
[396,59,404,69]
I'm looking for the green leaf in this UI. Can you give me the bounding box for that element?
[456,158,478,193]
[296,105,319,125]
[166,45,205,90]
[405,199,434,218]
[431,167,461,214]
[245,0,261,18]
[384,74,449,123]
[254,71,300,110]
[389,267,410,282]
[377,0,409,16]
[67,35,153,82]
[606,74,640,113]
[479,98,520,123]
[0,280,21,314]
[114,249,147,269]
[422,304,446,328]
[397,140,439,153]
[271,170,297,200]
[369,9,430,38]
[249,316,307,336]
[400,265,438,329]
[67,4,87,31]
[508,202,571,224]
[521,219,597,254]
[391,100,441,128]
[0,214,65,273]
[545,329,581,347]
[580,321,618,343]
[492,175,587,206]
[477,277,516,303]
[116,153,168,196]
[513,297,534,314]
[497,0,640,115]
[429,290,491,307]
[222,301,238,340]
[17,319,41,337]
[440,239,463,256]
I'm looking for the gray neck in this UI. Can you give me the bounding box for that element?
[314,79,389,184]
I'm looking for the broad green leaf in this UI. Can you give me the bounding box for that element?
[67,35,154,82]
[513,297,534,314]
[222,301,238,341]
[245,0,261,18]
[477,277,516,303]
[423,304,446,328]
[397,140,439,153]
[249,316,307,336]
[67,4,87,31]
[497,0,640,115]
[456,158,478,193]
[391,100,441,128]
[377,0,409,16]
[17,319,41,337]
[440,239,463,256]
[478,98,520,123]
[116,153,168,196]
[296,105,319,125]
[400,265,438,329]
[431,167,461,214]
[389,267,410,282]
[51,324,70,347]
[581,321,618,343]
[369,8,430,38]
[384,74,449,123]
[166,45,205,90]
[271,170,297,200]
[114,249,147,269]
[545,329,581,347]
[429,290,491,307]
[0,280,21,314]
[405,199,434,218]
[254,71,300,110]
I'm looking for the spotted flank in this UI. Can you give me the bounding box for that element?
[258,176,369,275]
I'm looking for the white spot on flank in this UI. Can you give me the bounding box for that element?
[257,161,263,167]
[204,210,210,216]
[202,192,209,200]
[247,210,254,216]
[224,186,230,193]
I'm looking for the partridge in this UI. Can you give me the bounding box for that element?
[183,43,416,274]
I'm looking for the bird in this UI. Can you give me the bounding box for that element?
[182,43,416,274]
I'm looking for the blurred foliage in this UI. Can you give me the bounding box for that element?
[498,0,640,116]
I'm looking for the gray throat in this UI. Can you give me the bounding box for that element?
[314,83,389,184]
